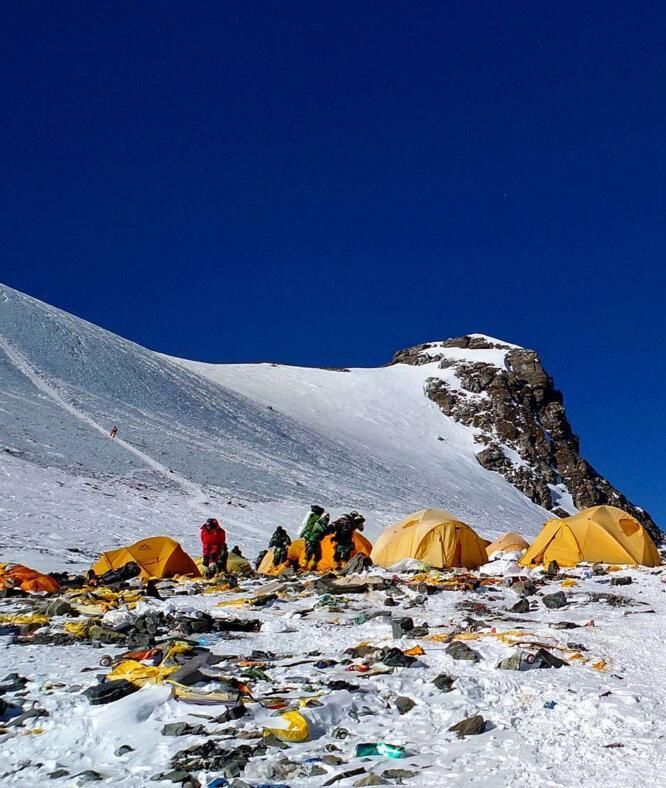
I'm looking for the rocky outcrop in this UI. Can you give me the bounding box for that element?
[391,336,661,543]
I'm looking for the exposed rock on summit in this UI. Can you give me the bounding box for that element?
[391,335,660,543]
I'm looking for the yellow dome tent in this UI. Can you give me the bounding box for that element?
[93,536,200,579]
[258,531,373,575]
[371,509,488,570]
[520,506,661,568]
[486,531,529,557]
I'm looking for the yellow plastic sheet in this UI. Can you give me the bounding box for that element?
[264,710,310,742]
[108,659,178,686]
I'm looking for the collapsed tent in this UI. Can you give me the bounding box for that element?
[194,552,253,576]
[0,563,60,594]
[486,531,529,558]
[371,509,488,570]
[520,506,661,568]
[93,536,200,579]
[258,532,373,575]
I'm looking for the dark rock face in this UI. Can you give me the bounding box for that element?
[391,335,661,543]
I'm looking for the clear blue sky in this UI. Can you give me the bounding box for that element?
[1,2,664,525]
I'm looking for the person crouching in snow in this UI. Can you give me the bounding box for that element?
[109,425,118,439]
[268,525,291,566]
[331,511,365,569]
[200,517,228,578]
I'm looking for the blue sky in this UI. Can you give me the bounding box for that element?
[1,1,665,525]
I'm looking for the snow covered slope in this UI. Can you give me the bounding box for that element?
[0,283,553,568]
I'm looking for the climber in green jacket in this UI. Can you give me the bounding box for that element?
[300,505,331,569]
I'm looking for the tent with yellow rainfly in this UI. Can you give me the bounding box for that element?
[486,531,529,558]
[92,536,200,579]
[371,508,488,570]
[520,506,660,568]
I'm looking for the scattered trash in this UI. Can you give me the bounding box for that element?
[355,742,406,758]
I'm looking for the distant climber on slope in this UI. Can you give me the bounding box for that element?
[331,511,366,569]
[109,425,118,439]
[268,525,292,566]
[200,517,228,578]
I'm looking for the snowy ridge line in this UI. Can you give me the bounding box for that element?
[0,333,207,503]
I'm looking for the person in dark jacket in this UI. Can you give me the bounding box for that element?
[268,525,292,566]
[331,511,366,568]
[200,518,228,578]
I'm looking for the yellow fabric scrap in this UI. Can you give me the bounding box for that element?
[0,613,50,626]
[108,659,178,686]
[64,621,91,638]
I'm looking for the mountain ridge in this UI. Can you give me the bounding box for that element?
[0,282,659,571]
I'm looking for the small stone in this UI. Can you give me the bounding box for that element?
[510,598,530,614]
[382,768,418,779]
[114,745,134,756]
[448,714,486,738]
[49,769,70,779]
[263,733,289,749]
[611,576,632,586]
[433,673,454,691]
[75,771,104,783]
[304,765,328,776]
[542,591,568,609]
[151,770,191,783]
[394,696,415,715]
[549,621,580,630]
[445,640,479,661]
[354,775,383,787]
[511,580,537,597]
[319,755,341,766]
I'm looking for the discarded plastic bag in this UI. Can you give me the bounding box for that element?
[263,710,310,743]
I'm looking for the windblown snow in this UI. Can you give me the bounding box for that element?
[0,283,550,570]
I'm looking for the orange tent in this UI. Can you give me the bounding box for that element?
[0,563,60,594]
[258,532,372,575]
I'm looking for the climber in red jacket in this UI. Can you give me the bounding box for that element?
[200,518,228,578]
